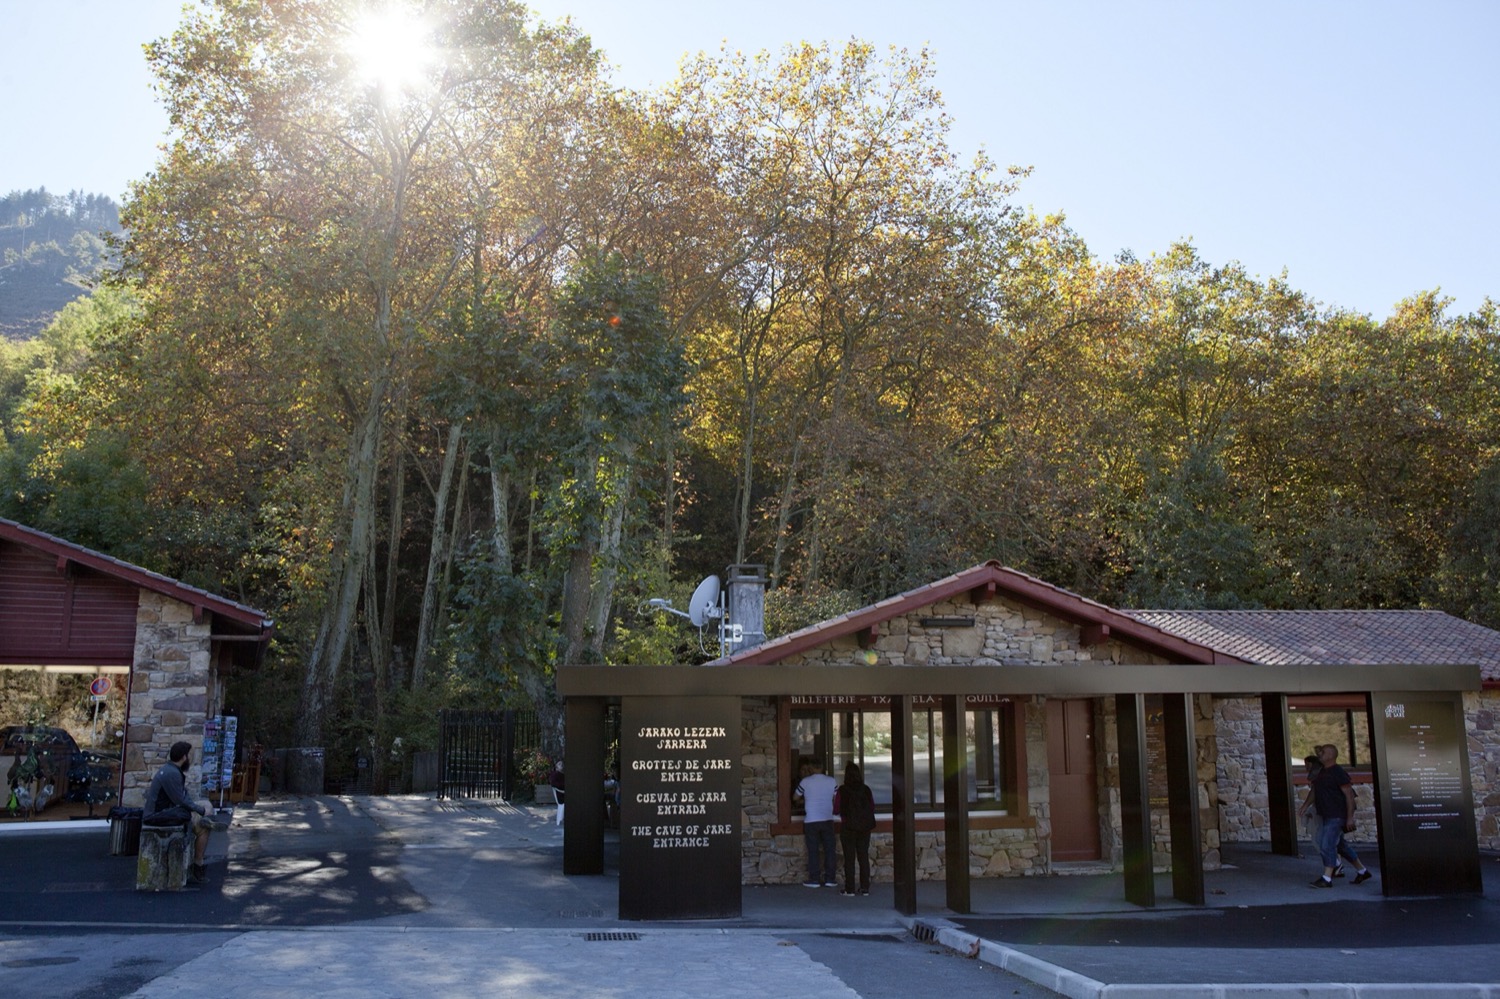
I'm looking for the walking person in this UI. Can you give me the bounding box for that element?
[1301,743,1372,888]
[1298,753,1324,854]
[835,762,876,896]
[794,757,838,888]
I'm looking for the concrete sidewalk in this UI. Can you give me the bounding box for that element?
[265,795,1500,997]
[2,794,1497,997]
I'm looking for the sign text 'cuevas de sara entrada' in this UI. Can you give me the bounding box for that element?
[619,696,742,920]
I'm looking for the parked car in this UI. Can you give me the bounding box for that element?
[2,725,119,816]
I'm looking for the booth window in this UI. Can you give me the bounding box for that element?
[790,699,1018,814]
[1288,696,1371,770]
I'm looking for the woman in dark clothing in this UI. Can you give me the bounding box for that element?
[835,762,877,896]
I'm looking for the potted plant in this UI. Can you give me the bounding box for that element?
[521,749,554,803]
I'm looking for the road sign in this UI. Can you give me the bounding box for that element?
[89,676,111,697]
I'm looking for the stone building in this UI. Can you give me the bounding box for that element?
[559,561,1496,914]
[0,518,272,813]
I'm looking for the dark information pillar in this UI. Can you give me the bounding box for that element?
[941,694,971,914]
[1260,693,1297,856]
[1369,691,1482,896]
[1162,692,1203,905]
[1115,692,1154,907]
[618,696,742,919]
[563,697,606,875]
[890,694,917,916]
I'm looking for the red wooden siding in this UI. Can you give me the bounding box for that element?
[0,541,137,665]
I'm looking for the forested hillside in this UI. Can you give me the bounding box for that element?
[0,189,120,338]
[0,1,1495,776]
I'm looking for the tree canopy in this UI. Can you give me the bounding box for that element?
[2,1,1496,777]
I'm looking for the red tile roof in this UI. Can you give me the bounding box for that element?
[710,561,1241,666]
[1124,609,1500,684]
[710,561,1500,688]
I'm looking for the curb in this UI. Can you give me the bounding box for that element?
[910,918,1104,999]
[909,918,1500,999]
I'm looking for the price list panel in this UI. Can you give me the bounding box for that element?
[1371,692,1480,896]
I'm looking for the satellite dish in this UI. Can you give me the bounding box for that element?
[688,575,722,627]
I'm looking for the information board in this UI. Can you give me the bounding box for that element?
[619,696,742,920]
[201,715,237,798]
[1370,692,1481,896]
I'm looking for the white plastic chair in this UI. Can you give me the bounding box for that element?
[545,784,564,825]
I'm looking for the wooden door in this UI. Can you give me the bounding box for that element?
[1047,698,1101,861]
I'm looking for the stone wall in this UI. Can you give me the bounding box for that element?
[782,595,1108,668]
[1467,689,1500,850]
[1215,695,1379,845]
[1214,697,1271,843]
[121,591,216,807]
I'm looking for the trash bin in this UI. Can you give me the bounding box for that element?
[109,806,143,856]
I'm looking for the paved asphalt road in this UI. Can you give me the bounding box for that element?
[4,797,1498,997]
[0,797,1055,999]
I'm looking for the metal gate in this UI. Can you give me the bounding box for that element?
[436,709,537,801]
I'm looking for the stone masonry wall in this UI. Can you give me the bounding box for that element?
[121,591,216,808]
[1215,697,1271,843]
[1216,695,1376,845]
[1467,689,1500,850]
[1096,692,1220,870]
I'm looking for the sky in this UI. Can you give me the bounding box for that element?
[2,0,1495,319]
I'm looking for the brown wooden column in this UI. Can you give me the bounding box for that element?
[563,696,606,875]
[1261,693,1297,856]
[890,694,917,915]
[1115,692,1154,907]
[941,694,971,913]
[1162,692,1204,905]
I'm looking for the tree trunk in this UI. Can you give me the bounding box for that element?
[297,371,387,747]
[363,545,389,793]
[770,437,803,589]
[587,466,633,657]
[489,433,512,570]
[413,422,464,688]
[735,385,758,565]
[381,394,408,663]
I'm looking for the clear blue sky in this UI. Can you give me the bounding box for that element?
[3,0,1495,318]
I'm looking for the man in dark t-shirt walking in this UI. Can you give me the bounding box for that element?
[1303,744,1372,888]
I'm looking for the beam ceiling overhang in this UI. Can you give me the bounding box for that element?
[557,663,1481,699]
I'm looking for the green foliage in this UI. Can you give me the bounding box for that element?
[535,253,688,556]
[0,428,154,562]
[765,585,862,639]
[7,12,1500,765]
[445,544,556,707]
[0,188,120,339]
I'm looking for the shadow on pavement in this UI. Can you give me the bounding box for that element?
[0,799,428,929]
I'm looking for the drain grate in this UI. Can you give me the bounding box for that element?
[558,908,607,919]
[585,932,641,942]
[909,923,936,942]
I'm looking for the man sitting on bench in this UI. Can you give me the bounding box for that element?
[143,741,213,884]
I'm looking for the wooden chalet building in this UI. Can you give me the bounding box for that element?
[0,518,273,815]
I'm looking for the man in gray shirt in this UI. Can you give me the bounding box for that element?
[144,740,213,884]
[794,757,839,888]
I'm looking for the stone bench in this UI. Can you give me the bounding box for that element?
[136,824,190,891]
